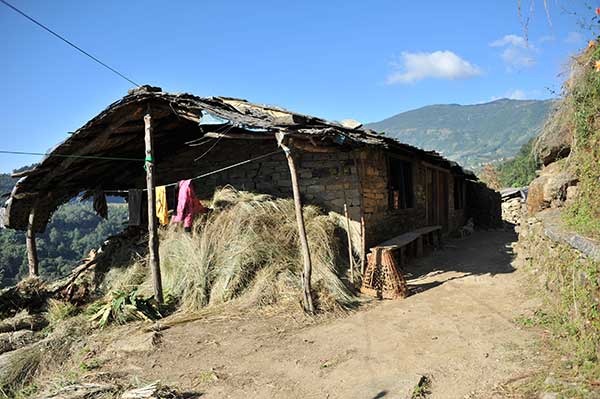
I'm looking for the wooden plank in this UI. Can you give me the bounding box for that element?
[413,225,442,235]
[371,225,441,253]
[144,110,164,304]
[374,232,420,250]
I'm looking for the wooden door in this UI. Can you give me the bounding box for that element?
[426,168,436,225]
[438,172,449,229]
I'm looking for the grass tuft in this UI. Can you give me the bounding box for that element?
[46,299,78,327]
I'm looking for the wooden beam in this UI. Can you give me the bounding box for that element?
[288,139,339,153]
[26,206,39,277]
[144,109,164,304]
[203,132,273,140]
[276,132,315,314]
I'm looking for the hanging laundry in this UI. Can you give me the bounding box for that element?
[155,186,169,226]
[172,180,205,230]
[128,189,143,226]
[93,188,108,219]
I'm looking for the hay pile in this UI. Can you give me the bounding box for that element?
[150,187,357,313]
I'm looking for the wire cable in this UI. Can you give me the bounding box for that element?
[193,125,233,162]
[103,149,281,194]
[0,0,140,87]
[0,150,143,162]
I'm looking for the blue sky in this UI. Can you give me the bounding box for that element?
[0,0,594,172]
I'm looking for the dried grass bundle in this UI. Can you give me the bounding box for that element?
[156,186,357,313]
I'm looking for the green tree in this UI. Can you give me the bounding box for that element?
[1,167,128,287]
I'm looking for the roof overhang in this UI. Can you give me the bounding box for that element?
[2,86,475,232]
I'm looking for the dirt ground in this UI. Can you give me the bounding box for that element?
[96,230,542,399]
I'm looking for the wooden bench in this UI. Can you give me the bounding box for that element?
[360,225,442,299]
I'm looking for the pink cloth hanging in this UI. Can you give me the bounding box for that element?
[172,180,205,228]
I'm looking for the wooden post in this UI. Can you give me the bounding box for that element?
[343,203,355,283]
[26,206,39,277]
[276,132,315,314]
[351,151,367,275]
[144,109,164,304]
[360,215,366,275]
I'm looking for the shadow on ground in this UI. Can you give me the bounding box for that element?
[403,229,518,295]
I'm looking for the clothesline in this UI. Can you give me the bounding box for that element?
[104,149,281,194]
[0,150,144,162]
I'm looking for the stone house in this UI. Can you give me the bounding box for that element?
[1,86,500,267]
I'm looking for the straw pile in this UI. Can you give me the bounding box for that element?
[153,186,358,313]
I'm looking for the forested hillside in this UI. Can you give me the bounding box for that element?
[0,168,127,288]
[366,98,555,170]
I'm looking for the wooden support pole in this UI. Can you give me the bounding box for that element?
[351,150,367,275]
[26,206,39,277]
[343,203,355,284]
[276,132,315,314]
[144,109,164,304]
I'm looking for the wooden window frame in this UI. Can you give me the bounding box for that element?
[387,155,415,211]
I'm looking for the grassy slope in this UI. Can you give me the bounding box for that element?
[560,44,600,240]
[511,42,600,397]
[366,98,555,170]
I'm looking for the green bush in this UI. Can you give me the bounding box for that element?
[496,138,540,188]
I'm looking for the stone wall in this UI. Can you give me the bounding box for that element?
[189,140,361,220]
[187,141,469,251]
[356,147,468,247]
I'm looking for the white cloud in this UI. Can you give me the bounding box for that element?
[564,31,583,44]
[506,89,527,100]
[539,35,555,43]
[490,89,528,101]
[489,34,537,70]
[386,50,481,85]
[490,34,528,48]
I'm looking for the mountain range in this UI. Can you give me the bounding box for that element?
[365,98,556,170]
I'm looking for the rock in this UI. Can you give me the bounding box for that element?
[543,172,576,204]
[501,198,525,225]
[527,162,577,215]
[566,185,579,205]
[534,100,572,166]
[539,392,558,399]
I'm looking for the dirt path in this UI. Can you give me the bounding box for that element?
[103,230,540,399]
